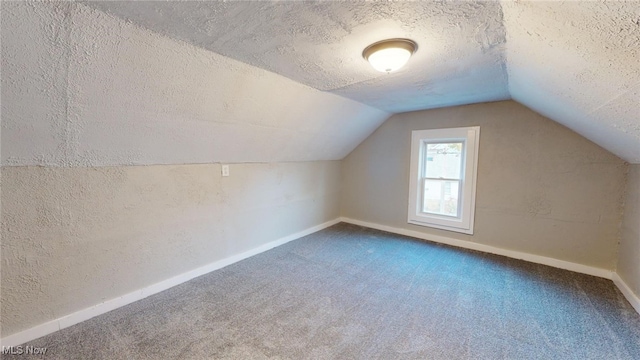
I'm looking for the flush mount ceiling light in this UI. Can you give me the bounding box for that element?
[363,38,417,73]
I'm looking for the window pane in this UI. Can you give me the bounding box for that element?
[423,179,460,217]
[424,142,463,179]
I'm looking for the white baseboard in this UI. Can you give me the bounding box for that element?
[340,217,640,317]
[339,217,613,279]
[0,218,341,348]
[4,217,636,347]
[612,273,640,316]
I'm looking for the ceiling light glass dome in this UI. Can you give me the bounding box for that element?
[363,39,417,73]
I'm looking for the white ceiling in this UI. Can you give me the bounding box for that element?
[1,2,389,166]
[87,1,510,113]
[502,1,640,164]
[86,1,640,164]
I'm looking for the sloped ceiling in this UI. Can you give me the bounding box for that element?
[1,2,389,166]
[2,1,639,165]
[86,0,640,164]
[502,1,640,164]
[86,1,510,113]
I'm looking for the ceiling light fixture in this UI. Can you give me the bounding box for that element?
[362,38,417,73]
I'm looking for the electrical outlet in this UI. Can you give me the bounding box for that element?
[221,165,230,177]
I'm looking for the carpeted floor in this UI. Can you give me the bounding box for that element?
[5,223,640,359]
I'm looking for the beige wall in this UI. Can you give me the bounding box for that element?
[618,164,640,296]
[1,1,635,339]
[1,161,341,337]
[1,1,352,339]
[341,101,627,270]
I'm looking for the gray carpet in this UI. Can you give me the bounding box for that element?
[4,223,640,359]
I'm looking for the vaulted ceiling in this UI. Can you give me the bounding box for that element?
[2,1,639,166]
[88,1,510,115]
[86,1,640,164]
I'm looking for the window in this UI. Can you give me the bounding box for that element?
[408,126,480,234]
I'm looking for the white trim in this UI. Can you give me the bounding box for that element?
[340,217,613,279]
[0,218,341,348]
[612,273,640,316]
[408,126,480,235]
[4,217,636,347]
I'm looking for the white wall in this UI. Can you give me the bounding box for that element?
[341,101,627,271]
[618,165,640,298]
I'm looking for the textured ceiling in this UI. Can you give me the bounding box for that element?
[3,1,639,165]
[502,1,640,164]
[86,1,510,113]
[1,2,388,166]
[86,0,640,164]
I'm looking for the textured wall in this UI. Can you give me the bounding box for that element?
[341,101,627,270]
[618,165,640,296]
[0,1,352,339]
[1,161,341,336]
[2,0,636,342]
[1,2,388,167]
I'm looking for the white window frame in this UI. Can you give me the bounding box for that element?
[408,126,480,234]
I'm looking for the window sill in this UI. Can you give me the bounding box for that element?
[407,219,474,235]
